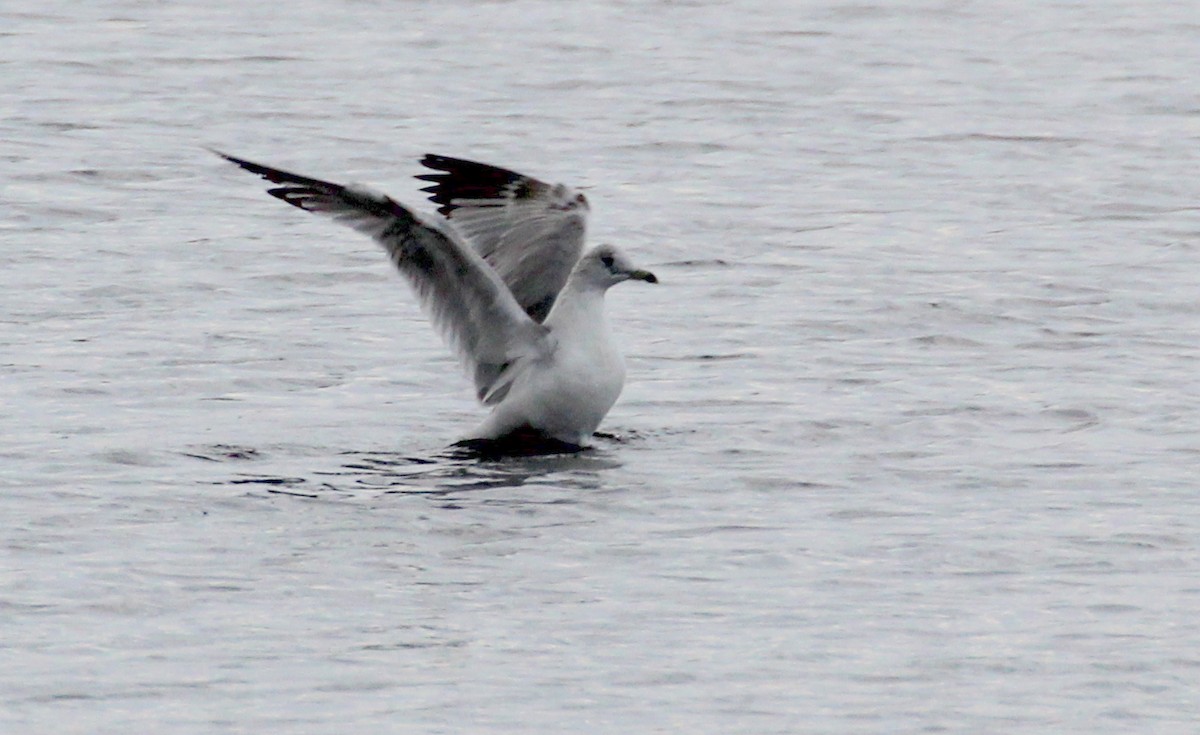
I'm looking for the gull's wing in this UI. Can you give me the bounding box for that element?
[416,154,589,323]
[213,151,549,405]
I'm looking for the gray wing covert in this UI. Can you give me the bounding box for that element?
[416,154,589,323]
[213,151,547,405]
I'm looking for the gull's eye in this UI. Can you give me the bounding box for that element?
[600,254,615,268]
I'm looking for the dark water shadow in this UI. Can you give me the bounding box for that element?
[188,433,638,501]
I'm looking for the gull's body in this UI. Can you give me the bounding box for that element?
[474,269,627,443]
[214,151,656,449]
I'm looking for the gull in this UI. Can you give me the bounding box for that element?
[213,150,657,452]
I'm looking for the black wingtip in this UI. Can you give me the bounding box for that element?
[419,153,452,169]
[207,147,255,170]
[414,153,531,218]
[209,147,282,180]
[210,148,346,194]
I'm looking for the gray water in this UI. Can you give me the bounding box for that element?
[4,1,1200,732]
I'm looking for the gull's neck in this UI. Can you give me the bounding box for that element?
[544,277,609,331]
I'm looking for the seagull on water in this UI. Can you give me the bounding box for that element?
[213,150,657,452]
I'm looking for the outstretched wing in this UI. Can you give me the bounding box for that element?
[416,154,589,323]
[213,150,548,405]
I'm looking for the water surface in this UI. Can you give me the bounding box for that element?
[4,1,1200,733]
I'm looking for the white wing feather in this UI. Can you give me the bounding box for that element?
[214,151,549,405]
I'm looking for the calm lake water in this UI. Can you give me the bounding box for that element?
[4,1,1200,732]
